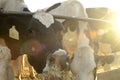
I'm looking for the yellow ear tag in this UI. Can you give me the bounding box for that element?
[9,25,19,40]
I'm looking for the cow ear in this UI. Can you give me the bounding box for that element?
[27,29,36,37]
[51,20,64,32]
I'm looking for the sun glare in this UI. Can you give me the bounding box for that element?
[24,0,120,12]
[112,14,120,37]
[115,13,120,30]
[24,0,66,12]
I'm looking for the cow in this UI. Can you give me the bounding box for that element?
[0,9,65,74]
[46,0,96,80]
[0,0,65,74]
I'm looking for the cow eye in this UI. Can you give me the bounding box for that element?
[49,56,55,64]
[28,29,34,33]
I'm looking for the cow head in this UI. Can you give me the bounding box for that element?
[20,11,65,73]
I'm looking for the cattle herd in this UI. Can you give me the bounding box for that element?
[0,0,119,80]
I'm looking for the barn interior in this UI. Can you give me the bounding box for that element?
[0,0,120,80]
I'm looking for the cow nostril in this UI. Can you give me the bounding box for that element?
[23,8,30,12]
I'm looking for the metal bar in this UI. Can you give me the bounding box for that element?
[0,11,113,24]
[52,14,112,24]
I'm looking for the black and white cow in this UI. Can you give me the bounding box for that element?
[0,0,65,74]
[21,11,65,73]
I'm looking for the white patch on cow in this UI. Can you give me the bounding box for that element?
[33,10,54,28]
[49,0,87,17]
[77,30,89,47]
[1,0,28,12]
[53,49,67,56]
[0,45,11,61]
[0,0,7,8]
[0,45,14,80]
[70,28,96,80]
[70,46,96,80]
[49,0,88,23]
[43,60,49,72]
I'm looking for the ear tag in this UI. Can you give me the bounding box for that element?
[9,25,19,40]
